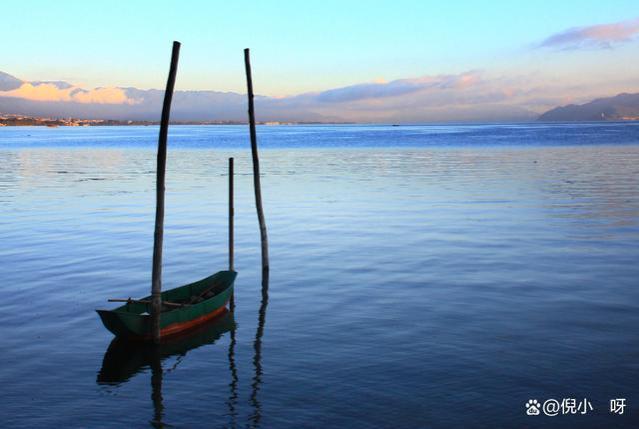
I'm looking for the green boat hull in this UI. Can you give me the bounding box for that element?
[97,270,236,340]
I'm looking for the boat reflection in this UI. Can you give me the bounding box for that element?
[97,310,236,427]
[97,309,235,385]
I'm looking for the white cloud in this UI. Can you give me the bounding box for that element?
[0,82,140,104]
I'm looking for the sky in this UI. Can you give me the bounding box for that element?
[2,0,639,122]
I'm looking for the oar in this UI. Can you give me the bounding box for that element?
[108,298,186,308]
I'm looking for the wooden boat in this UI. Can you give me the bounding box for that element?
[97,271,236,340]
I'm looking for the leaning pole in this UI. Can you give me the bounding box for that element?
[151,41,180,344]
[243,48,269,275]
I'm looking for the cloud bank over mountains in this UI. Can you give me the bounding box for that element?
[1,66,634,123]
[0,70,561,123]
[0,69,524,122]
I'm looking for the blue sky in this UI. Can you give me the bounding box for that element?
[2,1,639,121]
[3,1,637,92]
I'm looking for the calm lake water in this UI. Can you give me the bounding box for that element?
[1,123,638,428]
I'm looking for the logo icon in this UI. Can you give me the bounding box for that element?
[526,399,541,415]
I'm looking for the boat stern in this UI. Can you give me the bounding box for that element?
[96,309,150,339]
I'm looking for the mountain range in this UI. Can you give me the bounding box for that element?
[1,70,638,123]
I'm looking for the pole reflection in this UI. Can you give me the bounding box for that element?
[149,348,164,428]
[226,299,239,428]
[249,270,269,428]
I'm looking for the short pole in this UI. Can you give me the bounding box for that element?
[229,157,234,272]
[229,157,235,308]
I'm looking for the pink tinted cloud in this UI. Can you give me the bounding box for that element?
[540,17,639,49]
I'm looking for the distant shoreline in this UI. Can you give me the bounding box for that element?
[2,114,639,128]
[0,115,354,127]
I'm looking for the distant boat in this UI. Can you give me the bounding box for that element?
[96,271,236,340]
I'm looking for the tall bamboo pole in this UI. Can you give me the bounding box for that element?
[151,41,180,344]
[243,48,269,274]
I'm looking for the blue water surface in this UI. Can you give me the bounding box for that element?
[0,123,638,428]
[2,121,639,149]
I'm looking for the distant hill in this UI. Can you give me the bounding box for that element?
[539,93,639,121]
